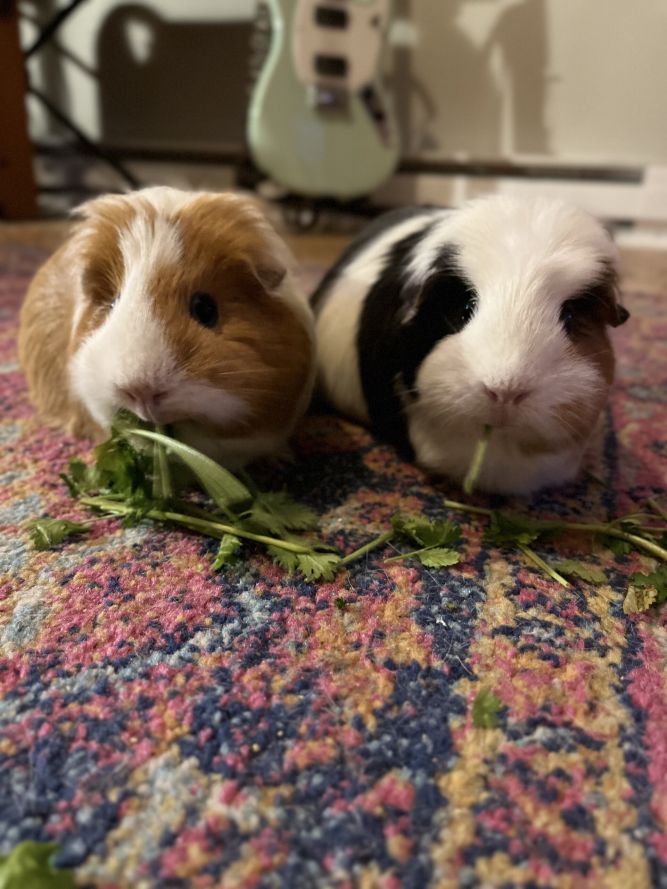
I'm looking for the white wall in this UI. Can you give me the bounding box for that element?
[20,0,667,166]
[395,0,667,166]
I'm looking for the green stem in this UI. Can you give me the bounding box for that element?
[518,544,570,587]
[178,502,226,523]
[599,529,667,562]
[648,497,667,522]
[443,500,667,562]
[444,499,493,516]
[338,531,395,567]
[384,545,430,564]
[152,435,173,501]
[79,496,314,554]
[463,425,492,495]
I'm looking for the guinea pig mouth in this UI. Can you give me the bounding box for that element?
[120,397,184,426]
[137,405,183,425]
[484,403,521,429]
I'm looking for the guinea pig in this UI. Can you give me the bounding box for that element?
[312,196,630,495]
[19,186,315,468]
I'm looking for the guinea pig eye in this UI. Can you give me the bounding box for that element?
[560,303,574,332]
[189,292,219,329]
[445,293,477,333]
[560,297,593,334]
[460,297,476,324]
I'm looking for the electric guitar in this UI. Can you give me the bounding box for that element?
[247,0,399,200]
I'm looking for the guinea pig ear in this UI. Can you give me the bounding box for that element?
[596,263,630,327]
[249,257,287,293]
[71,192,132,222]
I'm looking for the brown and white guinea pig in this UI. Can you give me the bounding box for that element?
[312,196,630,495]
[19,186,315,467]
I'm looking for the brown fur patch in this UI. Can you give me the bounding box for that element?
[19,238,98,438]
[18,196,140,438]
[569,323,615,387]
[146,194,312,438]
[545,270,619,447]
[69,198,139,355]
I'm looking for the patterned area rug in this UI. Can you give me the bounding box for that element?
[1,243,666,889]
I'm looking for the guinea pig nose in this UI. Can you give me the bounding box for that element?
[118,385,167,410]
[483,385,531,405]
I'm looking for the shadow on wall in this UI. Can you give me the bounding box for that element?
[25,0,72,140]
[97,5,252,150]
[488,0,551,155]
[390,0,551,159]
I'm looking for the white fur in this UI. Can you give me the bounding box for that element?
[316,196,619,494]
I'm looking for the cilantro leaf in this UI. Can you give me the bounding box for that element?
[601,535,633,556]
[110,408,152,435]
[0,840,75,889]
[484,511,551,547]
[626,565,667,599]
[266,545,300,574]
[417,548,461,568]
[472,688,502,729]
[26,518,89,551]
[246,491,318,535]
[296,551,341,582]
[212,534,242,570]
[551,560,607,584]
[93,435,153,500]
[623,566,667,613]
[623,584,657,614]
[392,514,461,548]
[267,546,340,581]
[59,459,95,497]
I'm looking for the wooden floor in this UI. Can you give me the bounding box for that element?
[0,218,351,275]
[1,218,666,294]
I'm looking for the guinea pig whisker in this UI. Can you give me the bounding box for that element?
[548,409,586,443]
[573,346,613,360]
[228,387,288,399]
[215,369,272,377]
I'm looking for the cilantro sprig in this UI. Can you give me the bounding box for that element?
[444,498,667,611]
[29,412,341,581]
[26,413,472,581]
[23,411,667,609]
[384,515,461,568]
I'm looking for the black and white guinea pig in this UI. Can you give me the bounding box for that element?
[312,196,630,495]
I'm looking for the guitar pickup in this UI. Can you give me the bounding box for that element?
[315,54,348,78]
[315,7,349,29]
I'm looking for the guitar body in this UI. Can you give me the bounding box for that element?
[247,0,399,200]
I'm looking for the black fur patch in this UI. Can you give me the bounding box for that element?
[399,251,477,390]
[310,206,439,312]
[356,228,475,456]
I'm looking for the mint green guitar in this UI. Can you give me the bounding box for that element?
[247,0,399,200]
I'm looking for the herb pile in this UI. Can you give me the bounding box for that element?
[28,412,342,581]
[26,412,667,611]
